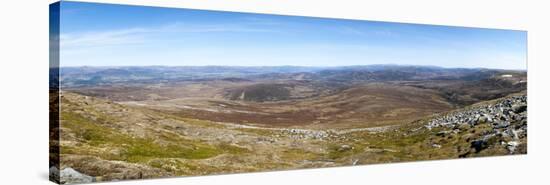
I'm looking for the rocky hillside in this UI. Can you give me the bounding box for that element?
[424,93,527,155]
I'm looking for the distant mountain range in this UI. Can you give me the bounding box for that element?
[53,65,525,88]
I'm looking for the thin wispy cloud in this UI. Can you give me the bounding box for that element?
[61,22,280,49]
[61,28,150,48]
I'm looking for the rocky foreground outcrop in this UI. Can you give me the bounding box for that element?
[424,94,527,154]
[50,166,95,184]
[60,168,95,184]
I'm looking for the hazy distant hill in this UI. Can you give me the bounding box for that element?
[57,65,525,88]
[58,66,327,87]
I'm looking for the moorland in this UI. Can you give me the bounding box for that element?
[51,65,527,183]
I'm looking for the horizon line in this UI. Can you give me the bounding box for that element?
[54,64,527,71]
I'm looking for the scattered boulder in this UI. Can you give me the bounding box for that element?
[471,140,488,153]
[506,141,519,154]
[494,121,510,129]
[424,95,527,156]
[49,166,60,183]
[512,105,527,113]
[338,145,353,152]
[426,95,526,130]
[478,116,488,123]
[60,168,94,184]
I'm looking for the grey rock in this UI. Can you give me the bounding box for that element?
[60,168,94,184]
[49,166,60,183]
[471,140,488,153]
[478,116,488,123]
[352,159,359,165]
[494,122,510,129]
[338,145,353,152]
[506,141,519,154]
[512,105,527,113]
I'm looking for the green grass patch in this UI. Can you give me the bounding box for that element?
[280,148,319,161]
[60,111,221,164]
[217,143,250,154]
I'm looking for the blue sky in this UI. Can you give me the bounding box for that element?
[58,1,527,69]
